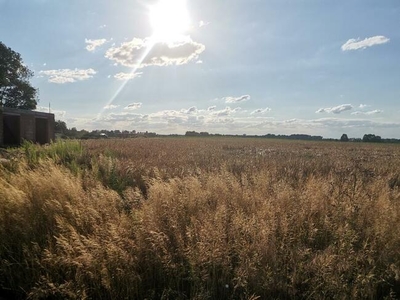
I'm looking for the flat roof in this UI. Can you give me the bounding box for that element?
[0,107,55,118]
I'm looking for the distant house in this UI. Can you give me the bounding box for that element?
[0,107,55,146]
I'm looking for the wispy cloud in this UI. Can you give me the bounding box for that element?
[88,105,400,136]
[359,104,370,109]
[183,106,197,114]
[85,38,108,52]
[103,104,120,110]
[124,102,142,110]
[223,95,250,103]
[199,20,210,27]
[35,106,66,119]
[212,106,242,117]
[251,108,271,115]
[341,35,390,51]
[316,104,353,114]
[114,72,143,80]
[105,37,205,68]
[351,109,383,115]
[39,68,96,84]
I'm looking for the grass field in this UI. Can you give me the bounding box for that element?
[1,138,400,299]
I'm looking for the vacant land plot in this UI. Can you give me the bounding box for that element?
[1,138,399,299]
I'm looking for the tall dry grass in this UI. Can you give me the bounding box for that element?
[0,138,399,299]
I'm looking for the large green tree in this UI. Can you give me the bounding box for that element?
[0,41,38,109]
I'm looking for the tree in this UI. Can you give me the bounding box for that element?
[340,133,349,142]
[0,41,38,109]
[55,120,68,135]
[363,134,382,143]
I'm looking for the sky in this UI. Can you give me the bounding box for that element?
[1,0,400,138]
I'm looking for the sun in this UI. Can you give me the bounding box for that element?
[149,0,190,43]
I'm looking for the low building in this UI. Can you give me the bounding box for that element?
[0,107,55,146]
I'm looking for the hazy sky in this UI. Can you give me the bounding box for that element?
[1,0,399,138]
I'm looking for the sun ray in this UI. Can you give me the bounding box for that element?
[97,39,156,120]
[97,0,191,120]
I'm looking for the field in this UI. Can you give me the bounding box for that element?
[1,137,400,299]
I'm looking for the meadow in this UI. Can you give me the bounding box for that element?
[0,137,399,299]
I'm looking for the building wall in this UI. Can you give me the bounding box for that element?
[20,113,36,142]
[0,108,55,146]
[0,110,3,146]
[48,114,55,142]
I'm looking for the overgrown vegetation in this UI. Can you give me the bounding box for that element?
[1,138,399,299]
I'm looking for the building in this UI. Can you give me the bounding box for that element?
[0,107,55,146]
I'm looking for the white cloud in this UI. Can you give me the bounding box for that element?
[199,20,210,27]
[207,106,216,111]
[82,104,400,137]
[35,106,66,119]
[103,112,148,123]
[183,106,197,114]
[316,104,353,114]
[104,104,120,110]
[359,104,370,109]
[39,68,96,84]
[196,60,203,64]
[85,38,108,52]
[251,108,272,114]
[341,35,390,51]
[124,102,142,110]
[114,72,143,80]
[352,109,383,115]
[212,106,242,117]
[105,37,205,68]
[223,95,251,103]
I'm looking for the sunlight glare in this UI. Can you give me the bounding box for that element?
[149,0,190,43]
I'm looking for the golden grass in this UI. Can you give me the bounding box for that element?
[0,138,399,299]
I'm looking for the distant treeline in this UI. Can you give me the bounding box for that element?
[185,131,400,143]
[55,121,400,143]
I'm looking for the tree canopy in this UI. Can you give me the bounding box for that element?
[0,41,38,110]
[340,134,349,142]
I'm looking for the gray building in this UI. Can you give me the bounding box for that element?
[0,107,55,146]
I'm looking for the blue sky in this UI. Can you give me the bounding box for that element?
[1,0,399,138]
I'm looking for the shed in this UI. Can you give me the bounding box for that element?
[0,107,55,146]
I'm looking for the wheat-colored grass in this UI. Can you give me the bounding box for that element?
[0,138,399,299]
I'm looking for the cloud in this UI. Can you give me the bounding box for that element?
[114,72,143,80]
[223,95,251,103]
[39,68,96,83]
[341,36,390,51]
[124,102,142,110]
[105,37,205,68]
[316,104,353,114]
[351,109,383,115]
[212,106,242,117]
[199,20,210,27]
[104,104,120,110]
[103,112,148,123]
[85,38,108,52]
[183,106,197,114]
[85,103,400,137]
[310,118,398,129]
[359,104,370,109]
[251,108,272,114]
[207,106,216,111]
[196,60,203,64]
[35,106,66,119]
